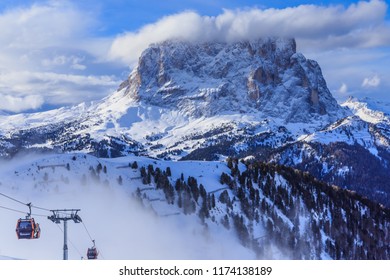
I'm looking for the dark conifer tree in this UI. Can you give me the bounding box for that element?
[96,163,102,174]
[117,175,123,185]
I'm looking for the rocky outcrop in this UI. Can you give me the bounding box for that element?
[121,38,346,122]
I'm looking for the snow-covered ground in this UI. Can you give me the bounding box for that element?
[342,97,390,125]
[0,153,254,260]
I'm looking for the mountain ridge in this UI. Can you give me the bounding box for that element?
[0,37,389,209]
[1,37,390,259]
[120,38,345,122]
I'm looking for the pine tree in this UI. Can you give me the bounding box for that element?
[177,192,182,209]
[154,167,161,185]
[199,184,207,199]
[211,193,216,208]
[233,214,250,246]
[140,166,146,177]
[227,157,233,169]
[191,184,200,203]
[140,166,148,185]
[237,186,245,202]
[164,182,175,204]
[219,190,231,207]
[175,179,182,192]
[147,164,154,175]
[221,214,230,229]
[147,171,151,184]
[220,172,231,185]
[96,163,102,174]
[199,197,209,222]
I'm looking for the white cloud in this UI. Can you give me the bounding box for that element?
[0,1,95,50]
[0,0,389,112]
[108,0,390,65]
[42,55,87,71]
[0,71,119,111]
[71,63,87,71]
[339,83,348,94]
[0,1,118,112]
[362,74,381,88]
[0,94,44,113]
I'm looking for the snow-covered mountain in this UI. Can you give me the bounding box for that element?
[0,39,389,204]
[0,38,349,161]
[342,96,390,124]
[267,96,390,207]
[0,38,390,259]
[120,38,343,121]
[0,38,347,152]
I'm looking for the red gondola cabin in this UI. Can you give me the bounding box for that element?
[16,218,40,239]
[87,247,98,259]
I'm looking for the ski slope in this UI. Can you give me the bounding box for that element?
[0,153,254,260]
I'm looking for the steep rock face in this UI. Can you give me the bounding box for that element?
[122,38,344,122]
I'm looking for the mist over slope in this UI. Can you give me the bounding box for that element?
[1,153,389,260]
[0,154,255,260]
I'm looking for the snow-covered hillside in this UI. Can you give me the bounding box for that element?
[1,153,389,260]
[0,154,255,260]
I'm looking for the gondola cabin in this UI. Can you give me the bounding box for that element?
[87,247,98,259]
[15,218,40,239]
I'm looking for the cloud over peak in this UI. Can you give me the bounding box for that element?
[0,0,389,112]
[108,0,390,66]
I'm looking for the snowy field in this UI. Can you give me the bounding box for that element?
[0,153,254,260]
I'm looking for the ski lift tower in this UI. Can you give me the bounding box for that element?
[48,209,82,260]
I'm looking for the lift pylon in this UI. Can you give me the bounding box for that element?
[48,209,82,260]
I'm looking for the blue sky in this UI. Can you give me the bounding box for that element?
[0,0,389,113]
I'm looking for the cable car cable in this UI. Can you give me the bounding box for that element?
[81,221,104,259]
[81,221,94,242]
[0,204,28,214]
[0,191,54,213]
[0,204,48,217]
[28,212,48,218]
[0,192,27,206]
[31,205,52,212]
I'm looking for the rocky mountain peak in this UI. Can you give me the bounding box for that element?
[120,37,345,123]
